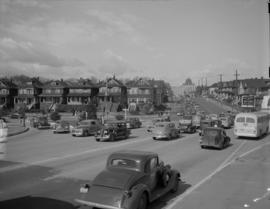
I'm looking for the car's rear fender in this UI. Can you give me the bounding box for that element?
[122,183,150,209]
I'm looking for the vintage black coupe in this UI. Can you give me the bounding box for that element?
[75,150,181,209]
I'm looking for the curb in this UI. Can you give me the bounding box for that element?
[7,127,30,137]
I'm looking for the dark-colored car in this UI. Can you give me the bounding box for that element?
[75,150,181,209]
[53,120,70,134]
[200,127,230,149]
[95,121,130,142]
[72,119,101,137]
[36,116,51,129]
[126,117,142,129]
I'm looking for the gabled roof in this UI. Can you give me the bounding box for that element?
[66,78,96,88]
[18,77,43,88]
[240,78,268,89]
[125,78,152,88]
[0,78,17,89]
[42,79,68,88]
[99,76,125,88]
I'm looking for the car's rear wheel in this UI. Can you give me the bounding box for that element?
[171,176,179,193]
[110,134,115,141]
[137,193,147,209]
[161,170,170,187]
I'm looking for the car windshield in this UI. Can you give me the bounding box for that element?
[110,158,140,170]
[204,129,220,137]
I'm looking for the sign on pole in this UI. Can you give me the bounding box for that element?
[241,95,255,108]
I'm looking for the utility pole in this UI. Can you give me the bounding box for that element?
[218,74,223,83]
[205,77,207,87]
[234,69,240,98]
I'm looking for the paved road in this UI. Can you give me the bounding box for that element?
[0,98,269,209]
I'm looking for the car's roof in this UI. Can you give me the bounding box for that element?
[204,127,223,131]
[109,150,157,161]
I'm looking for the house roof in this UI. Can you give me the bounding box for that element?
[66,78,97,88]
[99,76,125,88]
[42,79,68,88]
[240,78,268,89]
[18,78,43,88]
[125,78,152,88]
[0,78,17,89]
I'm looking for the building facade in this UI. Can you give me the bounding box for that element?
[0,79,17,109]
[14,77,43,110]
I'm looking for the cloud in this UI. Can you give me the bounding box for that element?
[0,37,84,67]
[87,9,145,45]
[97,49,136,77]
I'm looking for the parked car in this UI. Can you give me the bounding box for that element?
[53,120,70,134]
[36,116,51,129]
[126,117,142,129]
[72,119,101,137]
[148,122,179,140]
[95,121,130,142]
[200,127,230,149]
[75,150,181,209]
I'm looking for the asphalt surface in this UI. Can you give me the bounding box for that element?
[0,97,269,209]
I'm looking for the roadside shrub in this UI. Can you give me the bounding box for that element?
[50,111,61,121]
[115,114,124,120]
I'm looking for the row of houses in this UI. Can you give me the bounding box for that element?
[0,76,171,112]
[207,77,270,107]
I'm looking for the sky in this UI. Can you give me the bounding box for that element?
[0,0,268,86]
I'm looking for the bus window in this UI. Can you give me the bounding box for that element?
[236,117,245,123]
[246,117,255,123]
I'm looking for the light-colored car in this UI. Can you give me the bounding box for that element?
[72,119,101,137]
[149,122,180,140]
[53,120,70,134]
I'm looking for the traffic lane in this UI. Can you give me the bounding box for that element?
[3,127,150,166]
[172,142,270,209]
[194,97,229,114]
[1,128,268,208]
[0,131,247,203]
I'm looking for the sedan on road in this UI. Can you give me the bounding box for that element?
[72,119,101,137]
[75,150,181,209]
[200,127,230,149]
[149,122,180,140]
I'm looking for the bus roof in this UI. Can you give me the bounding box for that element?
[235,112,269,117]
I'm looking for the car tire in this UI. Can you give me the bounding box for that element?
[110,135,115,141]
[171,176,179,193]
[161,170,170,187]
[137,193,147,209]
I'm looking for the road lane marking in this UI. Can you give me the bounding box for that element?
[166,140,270,209]
[0,132,197,174]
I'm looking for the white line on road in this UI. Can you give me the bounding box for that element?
[165,140,270,209]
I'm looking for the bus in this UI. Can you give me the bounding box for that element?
[234,112,269,138]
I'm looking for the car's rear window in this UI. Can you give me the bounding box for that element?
[246,117,255,123]
[204,129,219,137]
[110,158,140,170]
[236,117,245,123]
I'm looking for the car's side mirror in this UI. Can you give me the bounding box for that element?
[80,184,90,193]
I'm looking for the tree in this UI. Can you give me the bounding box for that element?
[50,111,61,121]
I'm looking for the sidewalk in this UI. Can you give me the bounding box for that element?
[5,118,29,137]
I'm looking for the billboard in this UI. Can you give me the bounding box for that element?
[241,95,255,108]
